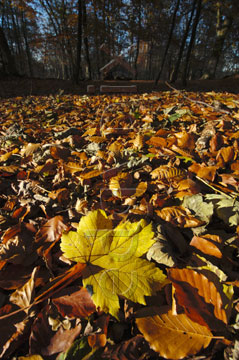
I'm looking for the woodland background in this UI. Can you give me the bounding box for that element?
[0,0,239,85]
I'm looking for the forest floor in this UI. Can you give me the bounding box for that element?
[1,79,239,359]
[1,77,239,97]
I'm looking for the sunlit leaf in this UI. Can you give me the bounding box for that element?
[168,268,230,327]
[60,210,166,318]
[151,166,186,182]
[10,267,38,314]
[109,172,133,198]
[182,194,214,223]
[156,206,205,227]
[136,309,213,360]
[190,234,223,258]
[205,194,239,226]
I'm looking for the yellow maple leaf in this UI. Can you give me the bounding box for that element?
[61,210,166,318]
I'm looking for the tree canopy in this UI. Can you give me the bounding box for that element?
[0,0,239,81]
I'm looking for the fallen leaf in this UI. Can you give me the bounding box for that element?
[168,268,230,327]
[60,210,166,318]
[136,308,213,359]
[52,286,96,318]
[190,234,223,258]
[156,206,205,227]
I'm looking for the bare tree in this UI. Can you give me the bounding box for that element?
[155,0,181,84]
[83,0,91,79]
[203,1,233,79]
[182,0,202,85]
[171,0,197,83]
[74,0,82,83]
[0,25,18,75]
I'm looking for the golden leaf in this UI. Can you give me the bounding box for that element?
[136,309,213,359]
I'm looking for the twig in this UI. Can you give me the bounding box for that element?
[165,81,230,115]
[196,175,235,199]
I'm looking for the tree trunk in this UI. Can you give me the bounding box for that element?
[0,26,18,76]
[74,0,82,83]
[171,0,197,83]
[134,0,142,80]
[83,0,92,80]
[182,0,202,85]
[203,1,232,79]
[10,6,24,74]
[155,0,181,84]
[21,12,34,77]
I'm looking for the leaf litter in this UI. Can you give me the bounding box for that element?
[1,90,239,358]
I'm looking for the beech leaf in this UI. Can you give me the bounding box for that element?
[136,309,213,359]
[168,268,231,327]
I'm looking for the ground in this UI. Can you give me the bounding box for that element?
[1,77,239,98]
[1,80,239,359]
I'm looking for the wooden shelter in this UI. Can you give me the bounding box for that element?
[100,44,135,80]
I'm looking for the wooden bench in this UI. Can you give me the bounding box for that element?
[100,85,137,93]
[87,85,96,94]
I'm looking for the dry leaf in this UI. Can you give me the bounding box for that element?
[136,308,213,359]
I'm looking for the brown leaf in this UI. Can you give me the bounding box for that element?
[209,133,223,152]
[155,206,204,227]
[151,166,186,182]
[35,159,56,175]
[0,165,18,176]
[146,136,167,148]
[50,145,71,160]
[52,286,96,318]
[0,303,30,358]
[109,172,133,198]
[88,314,109,349]
[168,268,229,327]
[35,263,86,303]
[79,168,102,179]
[189,163,218,181]
[175,131,195,150]
[175,178,200,197]
[35,216,68,244]
[0,317,31,358]
[103,335,150,360]
[48,188,69,204]
[219,173,239,192]
[63,161,83,174]
[216,146,235,167]
[30,305,82,356]
[0,264,35,290]
[12,205,30,221]
[134,181,147,197]
[190,234,223,258]
[0,223,38,265]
